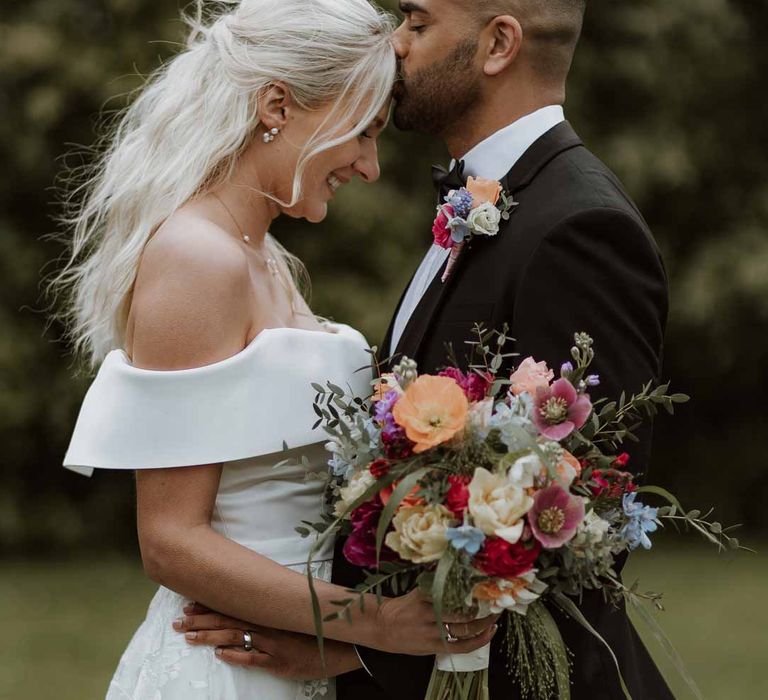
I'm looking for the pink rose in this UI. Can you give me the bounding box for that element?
[509,357,554,396]
[432,204,455,249]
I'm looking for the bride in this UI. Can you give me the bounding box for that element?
[58,1,497,698]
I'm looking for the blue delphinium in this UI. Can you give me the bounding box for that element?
[621,492,659,550]
[445,524,486,556]
[446,187,473,218]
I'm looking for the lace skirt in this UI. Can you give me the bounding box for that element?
[106,560,334,700]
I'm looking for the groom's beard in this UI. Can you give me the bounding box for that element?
[393,39,482,136]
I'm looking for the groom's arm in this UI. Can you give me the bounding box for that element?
[510,207,669,476]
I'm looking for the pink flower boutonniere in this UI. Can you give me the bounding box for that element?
[431,176,517,282]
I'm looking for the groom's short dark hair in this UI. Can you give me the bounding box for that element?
[473,0,586,83]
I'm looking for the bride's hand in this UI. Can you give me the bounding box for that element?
[375,589,500,655]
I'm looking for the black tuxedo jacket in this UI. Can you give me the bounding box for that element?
[333,122,674,700]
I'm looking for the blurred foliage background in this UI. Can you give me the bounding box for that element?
[1,0,766,698]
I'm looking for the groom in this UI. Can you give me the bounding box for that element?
[186,1,673,697]
[334,1,673,698]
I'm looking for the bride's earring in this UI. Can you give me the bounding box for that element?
[263,127,280,144]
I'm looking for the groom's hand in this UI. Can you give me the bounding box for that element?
[176,603,362,679]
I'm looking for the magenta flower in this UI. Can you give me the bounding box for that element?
[439,367,492,402]
[532,378,592,440]
[432,205,455,249]
[528,485,585,549]
[343,496,399,568]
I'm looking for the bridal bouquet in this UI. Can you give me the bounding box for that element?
[300,327,742,700]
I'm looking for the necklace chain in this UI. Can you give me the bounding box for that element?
[211,193,278,276]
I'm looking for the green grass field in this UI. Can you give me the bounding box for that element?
[1,542,764,699]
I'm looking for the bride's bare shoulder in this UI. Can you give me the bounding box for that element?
[127,210,252,369]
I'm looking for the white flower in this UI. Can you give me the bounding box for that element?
[467,201,502,237]
[468,467,533,543]
[385,504,454,563]
[468,398,494,439]
[571,507,612,549]
[472,571,548,615]
[333,469,376,519]
[507,453,543,489]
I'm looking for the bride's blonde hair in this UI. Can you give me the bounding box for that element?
[54,0,396,367]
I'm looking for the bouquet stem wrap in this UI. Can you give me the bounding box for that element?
[436,641,491,673]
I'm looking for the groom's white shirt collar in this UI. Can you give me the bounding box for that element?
[388,105,566,357]
[452,104,565,181]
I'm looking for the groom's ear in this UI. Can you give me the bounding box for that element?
[257,82,292,131]
[481,15,524,77]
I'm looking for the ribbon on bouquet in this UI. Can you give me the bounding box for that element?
[436,641,491,672]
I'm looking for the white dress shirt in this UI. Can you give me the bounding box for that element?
[389,105,565,355]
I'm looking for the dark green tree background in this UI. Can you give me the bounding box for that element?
[2,0,766,556]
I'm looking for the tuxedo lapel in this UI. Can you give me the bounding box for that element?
[502,121,582,194]
[391,121,583,367]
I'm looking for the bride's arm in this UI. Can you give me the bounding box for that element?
[136,463,396,651]
[128,220,497,657]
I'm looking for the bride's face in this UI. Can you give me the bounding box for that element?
[273,100,390,224]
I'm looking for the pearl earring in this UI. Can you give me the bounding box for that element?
[263,127,280,143]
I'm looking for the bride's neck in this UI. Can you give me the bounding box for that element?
[211,151,279,247]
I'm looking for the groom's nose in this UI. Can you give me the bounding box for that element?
[391,23,409,59]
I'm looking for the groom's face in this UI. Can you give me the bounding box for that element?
[392,1,483,136]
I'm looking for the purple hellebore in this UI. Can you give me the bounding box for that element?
[533,378,592,441]
[529,484,585,549]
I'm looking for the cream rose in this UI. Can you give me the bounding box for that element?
[467,201,501,237]
[468,467,533,543]
[385,504,454,563]
[334,469,376,519]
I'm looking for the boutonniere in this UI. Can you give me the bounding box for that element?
[431,176,517,282]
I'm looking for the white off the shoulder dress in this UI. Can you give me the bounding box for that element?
[64,324,372,700]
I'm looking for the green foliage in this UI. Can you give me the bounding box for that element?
[2,0,767,556]
[504,602,572,700]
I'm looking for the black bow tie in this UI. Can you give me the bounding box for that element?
[431,159,466,202]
